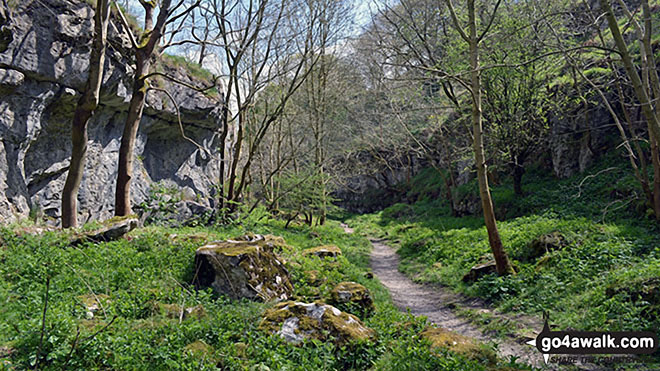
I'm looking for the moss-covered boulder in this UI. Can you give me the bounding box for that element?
[259,301,376,345]
[194,239,294,301]
[421,327,497,365]
[302,245,342,259]
[522,232,565,261]
[462,261,497,283]
[330,282,374,316]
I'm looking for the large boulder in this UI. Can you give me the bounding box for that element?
[259,301,376,345]
[194,239,294,301]
[330,282,374,317]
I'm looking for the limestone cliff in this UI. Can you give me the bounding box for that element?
[0,0,225,224]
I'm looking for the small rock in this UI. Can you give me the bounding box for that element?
[462,261,497,283]
[330,282,374,316]
[234,342,248,358]
[364,271,374,279]
[77,293,110,319]
[303,270,324,286]
[302,245,342,259]
[259,301,376,345]
[154,303,206,320]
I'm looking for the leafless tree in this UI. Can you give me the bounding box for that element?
[61,0,111,228]
[113,0,201,216]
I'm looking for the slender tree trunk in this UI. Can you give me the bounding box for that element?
[650,135,660,220]
[600,0,660,145]
[114,0,172,216]
[217,111,229,211]
[512,164,524,196]
[444,173,457,216]
[467,0,514,275]
[61,0,110,228]
[227,110,244,208]
[115,58,149,216]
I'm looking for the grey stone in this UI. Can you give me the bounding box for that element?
[462,261,497,283]
[70,217,138,245]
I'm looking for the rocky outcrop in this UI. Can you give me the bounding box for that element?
[259,301,376,345]
[332,151,423,214]
[548,101,616,179]
[0,0,227,224]
[194,238,294,301]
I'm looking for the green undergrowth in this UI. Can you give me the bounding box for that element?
[348,151,660,366]
[0,210,528,370]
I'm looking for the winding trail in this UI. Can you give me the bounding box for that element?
[341,224,640,370]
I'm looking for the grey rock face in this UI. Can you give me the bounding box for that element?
[549,104,613,179]
[0,0,225,224]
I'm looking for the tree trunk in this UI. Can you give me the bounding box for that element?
[467,0,514,275]
[61,0,110,228]
[512,164,524,196]
[600,0,660,145]
[114,0,172,216]
[650,136,660,220]
[115,59,149,216]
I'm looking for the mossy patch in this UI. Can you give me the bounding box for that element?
[302,245,342,259]
[184,340,215,361]
[421,327,497,365]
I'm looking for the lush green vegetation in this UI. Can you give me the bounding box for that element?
[0,210,529,370]
[349,151,660,366]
